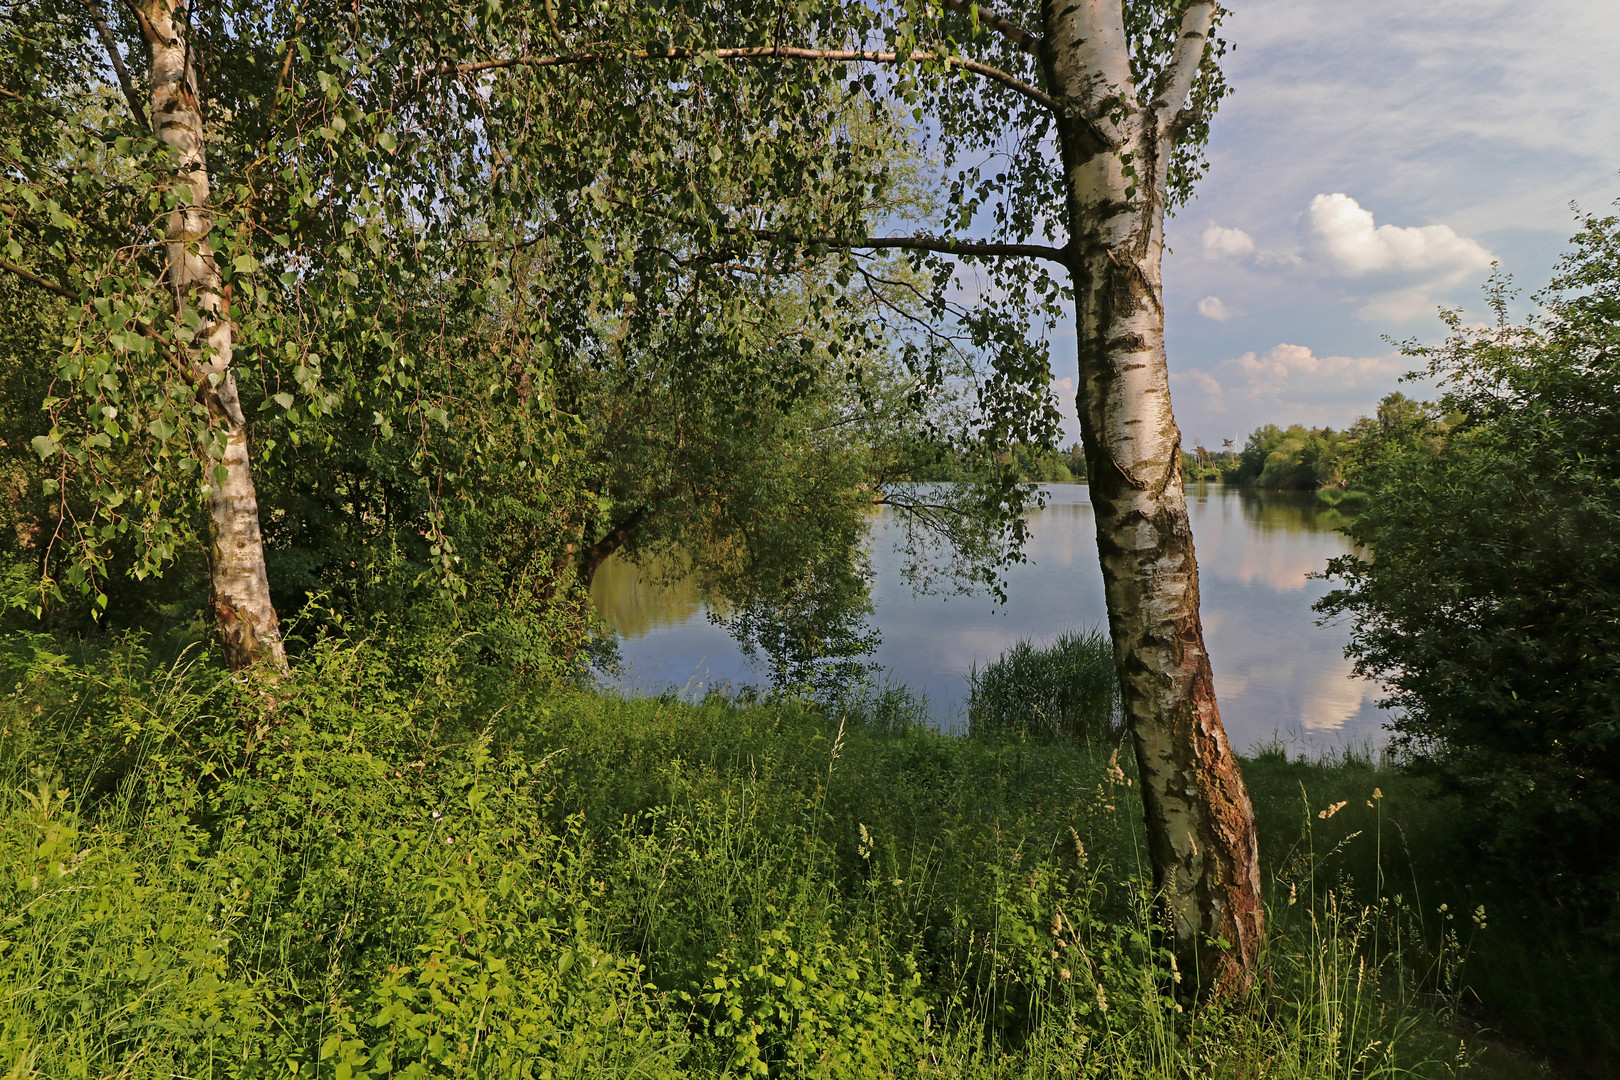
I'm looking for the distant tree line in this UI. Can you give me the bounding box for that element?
[905,440,1086,484]
[1181,392,1450,498]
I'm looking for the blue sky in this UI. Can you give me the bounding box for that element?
[1043,0,1620,448]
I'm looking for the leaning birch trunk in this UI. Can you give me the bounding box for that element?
[142,0,287,673]
[1042,0,1262,995]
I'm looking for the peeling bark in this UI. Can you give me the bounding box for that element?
[1042,0,1263,995]
[142,0,287,673]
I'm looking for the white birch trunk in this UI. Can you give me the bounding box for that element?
[142,0,287,672]
[1042,0,1262,994]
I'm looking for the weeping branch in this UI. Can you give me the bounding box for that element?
[450,45,1057,113]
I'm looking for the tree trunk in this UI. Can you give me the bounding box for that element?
[142,0,287,673]
[1043,0,1263,995]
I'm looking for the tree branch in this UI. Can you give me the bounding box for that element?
[1152,0,1218,135]
[598,195,1072,266]
[940,0,1042,56]
[119,0,160,47]
[0,260,174,357]
[451,45,1057,113]
[764,231,1069,265]
[0,258,78,300]
[582,503,653,585]
[78,0,147,127]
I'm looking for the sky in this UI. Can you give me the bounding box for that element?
[1043,0,1620,448]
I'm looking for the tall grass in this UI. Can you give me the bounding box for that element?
[0,631,1546,1078]
[966,628,1119,744]
[1245,747,1608,1078]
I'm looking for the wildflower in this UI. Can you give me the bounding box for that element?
[1069,826,1086,864]
[1318,800,1348,820]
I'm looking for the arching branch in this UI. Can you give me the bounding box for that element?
[451,45,1057,113]
[593,197,1073,267]
[0,258,77,300]
[773,231,1070,264]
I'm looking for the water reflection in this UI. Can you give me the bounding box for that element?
[591,483,1387,751]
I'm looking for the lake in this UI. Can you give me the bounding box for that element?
[589,483,1388,753]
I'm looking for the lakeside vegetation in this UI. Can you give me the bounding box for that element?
[1180,392,1443,505]
[0,628,1581,1079]
[3,0,1617,1074]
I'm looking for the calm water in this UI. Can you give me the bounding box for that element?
[590,484,1387,752]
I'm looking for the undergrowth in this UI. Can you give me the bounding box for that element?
[0,631,1551,1078]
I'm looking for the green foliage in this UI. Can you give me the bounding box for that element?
[967,628,1120,743]
[0,633,1500,1079]
[1231,423,1354,490]
[1318,212,1620,929]
[1225,393,1448,495]
[693,916,928,1078]
[1245,747,1609,1077]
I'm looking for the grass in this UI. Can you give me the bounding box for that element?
[1243,742,1619,1079]
[0,629,1582,1078]
[966,628,1119,743]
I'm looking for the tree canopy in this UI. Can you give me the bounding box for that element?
[1319,210,1620,912]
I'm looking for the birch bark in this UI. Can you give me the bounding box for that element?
[1041,0,1262,994]
[141,0,287,672]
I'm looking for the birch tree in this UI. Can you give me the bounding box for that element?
[138,0,285,670]
[485,0,1262,992]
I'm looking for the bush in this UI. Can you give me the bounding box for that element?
[966,628,1120,743]
[0,632,1506,1078]
[1319,210,1620,926]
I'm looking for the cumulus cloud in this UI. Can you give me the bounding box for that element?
[1171,343,1413,433]
[1203,224,1257,260]
[1221,342,1405,388]
[1176,369,1225,398]
[1197,295,1244,322]
[1308,193,1494,278]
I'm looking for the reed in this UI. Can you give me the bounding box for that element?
[966,627,1120,744]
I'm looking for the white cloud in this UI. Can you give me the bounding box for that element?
[1171,343,1415,436]
[1308,193,1494,278]
[1220,342,1405,389]
[1197,295,1244,322]
[1175,369,1225,398]
[1203,224,1257,260]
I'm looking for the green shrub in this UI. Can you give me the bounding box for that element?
[1320,217,1620,927]
[0,632,1520,1079]
[966,628,1120,743]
